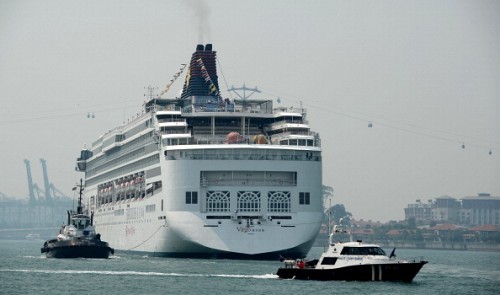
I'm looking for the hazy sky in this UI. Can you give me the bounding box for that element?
[1,0,499,222]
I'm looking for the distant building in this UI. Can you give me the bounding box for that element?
[405,193,500,226]
[404,199,433,222]
[432,195,461,223]
[460,193,500,226]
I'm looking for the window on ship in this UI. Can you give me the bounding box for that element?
[340,247,386,256]
[186,191,198,204]
[299,192,310,205]
[320,257,338,265]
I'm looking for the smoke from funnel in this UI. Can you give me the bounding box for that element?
[184,0,212,43]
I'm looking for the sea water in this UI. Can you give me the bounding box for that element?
[0,239,498,295]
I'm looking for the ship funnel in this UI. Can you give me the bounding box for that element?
[181,44,219,99]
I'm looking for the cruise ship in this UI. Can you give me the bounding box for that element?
[75,44,323,259]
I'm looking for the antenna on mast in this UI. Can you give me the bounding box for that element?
[144,85,158,101]
[72,179,85,215]
[228,84,261,100]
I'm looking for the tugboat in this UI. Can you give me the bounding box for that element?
[41,179,114,258]
[276,223,427,282]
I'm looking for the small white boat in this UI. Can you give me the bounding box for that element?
[277,224,427,282]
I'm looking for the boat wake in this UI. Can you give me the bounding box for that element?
[20,255,45,259]
[0,269,278,279]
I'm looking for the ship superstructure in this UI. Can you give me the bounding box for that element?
[76,44,323,259]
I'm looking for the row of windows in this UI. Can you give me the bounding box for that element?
[340,247,387,256]
[174,148,320,162]
[185,191,311,212]
[88,131,155,174]
[175,153,320,161]
[200,170,297,187]
[87,154,160,187]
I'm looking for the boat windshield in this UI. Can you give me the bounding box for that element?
[71,218,91,229]
[340,247,386,256]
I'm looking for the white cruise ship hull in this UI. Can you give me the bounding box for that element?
[91,147,323,258]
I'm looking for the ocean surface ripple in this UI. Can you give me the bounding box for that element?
[1,240,498,295]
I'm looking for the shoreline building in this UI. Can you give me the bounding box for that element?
[404,193,500,226]
[404,199,433,222]
[460,193,500,226]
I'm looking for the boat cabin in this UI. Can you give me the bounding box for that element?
[71,215,91,230]
[314,241,392,269]
[60,214,96,239]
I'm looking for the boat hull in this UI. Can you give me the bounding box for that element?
[124,237,314,260]
[95,208,322,259]
[276,261,428,282]
[41,240,114,259]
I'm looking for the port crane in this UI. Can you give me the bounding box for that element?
[24,158,68,203]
